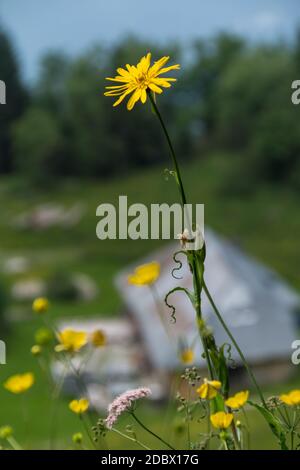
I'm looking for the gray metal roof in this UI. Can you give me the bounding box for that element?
[115,229,299,370]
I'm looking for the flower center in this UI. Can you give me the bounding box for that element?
[136,73,149,89]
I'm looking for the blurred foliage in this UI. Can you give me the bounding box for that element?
[0,277,8,332]
[46,270,78,302]
[214,47,300,188]
[0,26,299,190]
[0,27,28,173]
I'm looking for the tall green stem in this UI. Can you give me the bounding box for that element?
[149,91,267,411]
[149,92,214,379]
[131,412,175,450]
[7,436,22,450]
[148,92,187,206]
[202,280,267,408]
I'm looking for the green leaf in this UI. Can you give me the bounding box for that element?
[248,401,289,450]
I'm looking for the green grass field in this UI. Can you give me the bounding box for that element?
[0,152,299,449]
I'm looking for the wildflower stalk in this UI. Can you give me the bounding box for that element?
[148,92,187,206]
[230,421,241,450]
[7,436,22,451]
[186,387,191,449]
[148,91,267,410]
[222,439,229,450]
[131,412,175,450]
[49,363,68,449]
[111,427,151,450]
[242,407,251,449]
[149,88,215,381]
[193,264,215,379]
[79,415,98,450]
[202,280,267,408]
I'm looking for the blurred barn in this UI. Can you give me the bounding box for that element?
[116,229,299,383]
[53,230,299,409]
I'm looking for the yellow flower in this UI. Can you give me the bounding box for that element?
[56,329,87,353]
[128,261,160,286]
[210,411,233,430]
[104,52,180,110]
[72,432,83,444]
[4,372,34,394]
[0,426,13,439]
[279,390,300,406]
[69,398,89,415]
[225,390,249,409]
[31,345,42,356]
[180,349,194,365]
[91,330,107,348]
[197,379,222,400]
[32,297,49,314]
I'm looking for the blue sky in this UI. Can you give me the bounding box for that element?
[1,0,299,82]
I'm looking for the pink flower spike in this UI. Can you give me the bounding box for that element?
[105,387,152,429]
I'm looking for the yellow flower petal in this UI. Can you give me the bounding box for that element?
[116,67,131,77]
[141,89,147,104]
[32,297,49,314]
[152,78,172,88]
[149,56,170,75]
[155,64,180,76]
[180,349,194,365]
[113,88,134,107]
[196,379,222,400]
[225,390,249,409]
[128,262,160,286]
[4,373,34,394]
[127,88,142,111]
[69,398,89,414]
[280,390,300,406]
[91,330,107,348]
[31,345,42,356]
[57,329,87,353]
[148,83,163,94]
[105,76,130,83]
[210,411,233,430]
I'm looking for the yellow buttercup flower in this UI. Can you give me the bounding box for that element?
[0,425,13,439]
[31,345,42,356]
[56,329,87,353]
[225,390,249,409]
[104,52,180,110]
[4,372,34,394]
[91,330,107,348]
[69,398,89,415]
[32,297,49,314]
[197,379,222,400]
[210,411,234,430]
[180,349,195,365]
[279,390,300,406]
[72,432,83,444]
[128,262,160,286]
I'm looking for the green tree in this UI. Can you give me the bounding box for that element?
[0,26,28,172]
[13,107,66,183]
[214,47,300,186]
